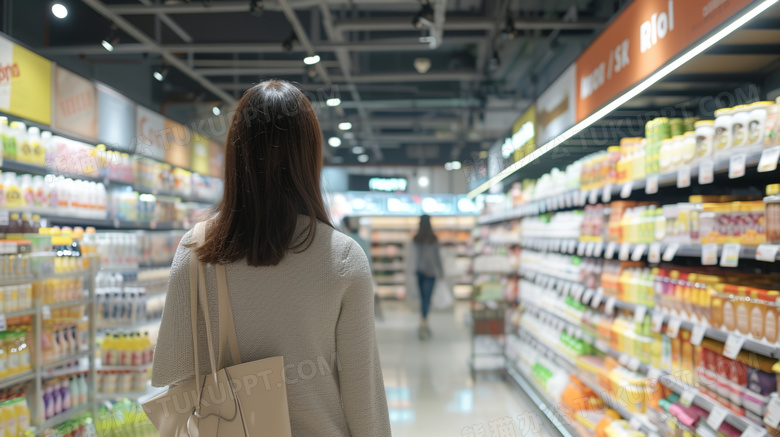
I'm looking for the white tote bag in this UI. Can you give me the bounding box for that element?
[143,222,292,437]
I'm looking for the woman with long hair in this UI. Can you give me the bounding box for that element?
[151,80,391,436]
[412,214,443,340]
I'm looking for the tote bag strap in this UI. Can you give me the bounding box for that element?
[216,264,242,365]
[189,222,220,405]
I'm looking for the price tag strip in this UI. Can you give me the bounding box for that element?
[621,181,634,199]
[646,175,659,195]
[723,334,745,359]
[699,160,715,185]
[648,242,662,264]
[631,244,647,262]
[758,146,780,173]
[756,244,780,262]
[720,244,741,268]
[677,165,691,188]
[706,405,729,431]
[651,312,666,333]
[680,389,697,408]
[634,305,647,324]
[701,244,719,266]
[605,242,618,259]
[729,153,747,179]
[619,243,632,261]
[590,292,604,309]
[628,357,641,372]
[605,297,617,316]
[690,324,707,346]
[666,318,682,338]
[662,243,680,262]
[764,395,780,428]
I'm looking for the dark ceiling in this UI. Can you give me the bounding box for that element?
[3,0,624,165]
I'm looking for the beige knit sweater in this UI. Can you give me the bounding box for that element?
[151,216,391,436]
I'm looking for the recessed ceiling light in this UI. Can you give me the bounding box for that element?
[357,154,369,163]
[101,40,115,52]
[51,3,68,19]
[418,176,429,187]
[338,122,352,131]
[212,106,221,116]
[326,98,341,107]
[328,137,341,147]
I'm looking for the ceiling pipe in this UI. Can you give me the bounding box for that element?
[79,0,236,104]
[192,59,341,68]
[319,2,382,160]
[330,71,476,83]
[107,0,432,15]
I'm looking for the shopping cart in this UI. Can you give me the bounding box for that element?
[468,283,508,380]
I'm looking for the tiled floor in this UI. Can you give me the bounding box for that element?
[375,301,555,437]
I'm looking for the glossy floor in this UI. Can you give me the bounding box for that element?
[375,300,555,437]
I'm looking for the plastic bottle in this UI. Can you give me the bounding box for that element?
[78,374,88,405]
[61,378,71,411]
[7,332,19,375]
[17,330,30,372]
[42,131,54,170]
[11,397,30,434]
[43,384,54,419]
[0,400,17,437]
[52,380,63,415]
[69,377,80,408]
[27,126,43,166]
[4,173,22,208]
[0,117,11,160]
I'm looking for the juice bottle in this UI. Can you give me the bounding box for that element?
[6,332,19,376]
[1,400,17,437]
[16,330,30,372]
[11,397,30,433]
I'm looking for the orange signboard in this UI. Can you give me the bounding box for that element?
[163,118,192,168]
[575,0,754,122]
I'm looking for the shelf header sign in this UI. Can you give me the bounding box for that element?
[575,0,754,122]
[53,66,98,141]
[505,104,537,162]
[0,35,52,125]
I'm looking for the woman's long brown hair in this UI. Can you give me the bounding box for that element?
[413,215,438,244]
[195,80,332,266]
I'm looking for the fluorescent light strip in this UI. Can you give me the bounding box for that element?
[468,0,779,198]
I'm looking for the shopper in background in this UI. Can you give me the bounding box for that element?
[343,216,384,320]
[412,214,443,340]
[152,80,391,437]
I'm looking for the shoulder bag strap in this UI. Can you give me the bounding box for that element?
[216,264,242,365]
[190,222,220,406]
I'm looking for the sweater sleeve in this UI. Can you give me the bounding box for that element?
[336,241,392,436]
[151,231,196,388]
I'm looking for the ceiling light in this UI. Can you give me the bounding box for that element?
[414,58,431,74]
[338,122,352,131]
[101,25,119,52]
[444,162,452,171]
[326,98,341,107]
[303,55,321,65]
[153,68,168,82]
[282,31,298,52]
[352,146,365,154]
[468,0,780,198]
[212,106,221,116]
[412,2,434,29]
[357,154,369,163]
[450,161,461,170]
[328,137,341,147]
[418,176,430,187]
[51,3,68,19]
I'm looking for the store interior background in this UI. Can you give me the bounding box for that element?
[2,0,780,435]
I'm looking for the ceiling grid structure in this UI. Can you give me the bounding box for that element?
[28,0,613,165]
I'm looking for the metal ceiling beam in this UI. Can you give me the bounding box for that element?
[331,71,476,83]
[277,0,330,87]
[195,67,309,76]
[137,0,193,43]
[334,16,605,32]
[37,37,482,56]
[319,2,381,160]
[79,0,236,104]
[341,97,481,109]
[192,59,340,68]
[107,0,423,15]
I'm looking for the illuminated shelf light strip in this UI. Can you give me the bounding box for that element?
[468,0,780,198]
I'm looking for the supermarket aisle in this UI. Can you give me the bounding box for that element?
[376,301,554,437]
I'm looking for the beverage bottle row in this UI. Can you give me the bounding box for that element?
[100,332,154,367]
[42,375,88,421]
[0,329,31,380]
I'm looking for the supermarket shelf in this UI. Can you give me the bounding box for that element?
[520,239,779,263]
[523,270,780,359]
[97,318,162,332]
[0,160,218,205]
[46,298,91,310]
[575,373,659,435]
[2,308,37,318]
[42,352,91,372]
[0,370,35,390]
[505,360,582,437]
[517,327,579,368]
[478,151,767,225]
[0,270,92,287]
[44,364,89,379]
[39,404,91,431]
[97,361,153,372]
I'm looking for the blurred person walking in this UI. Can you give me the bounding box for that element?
[412,215,443,340]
